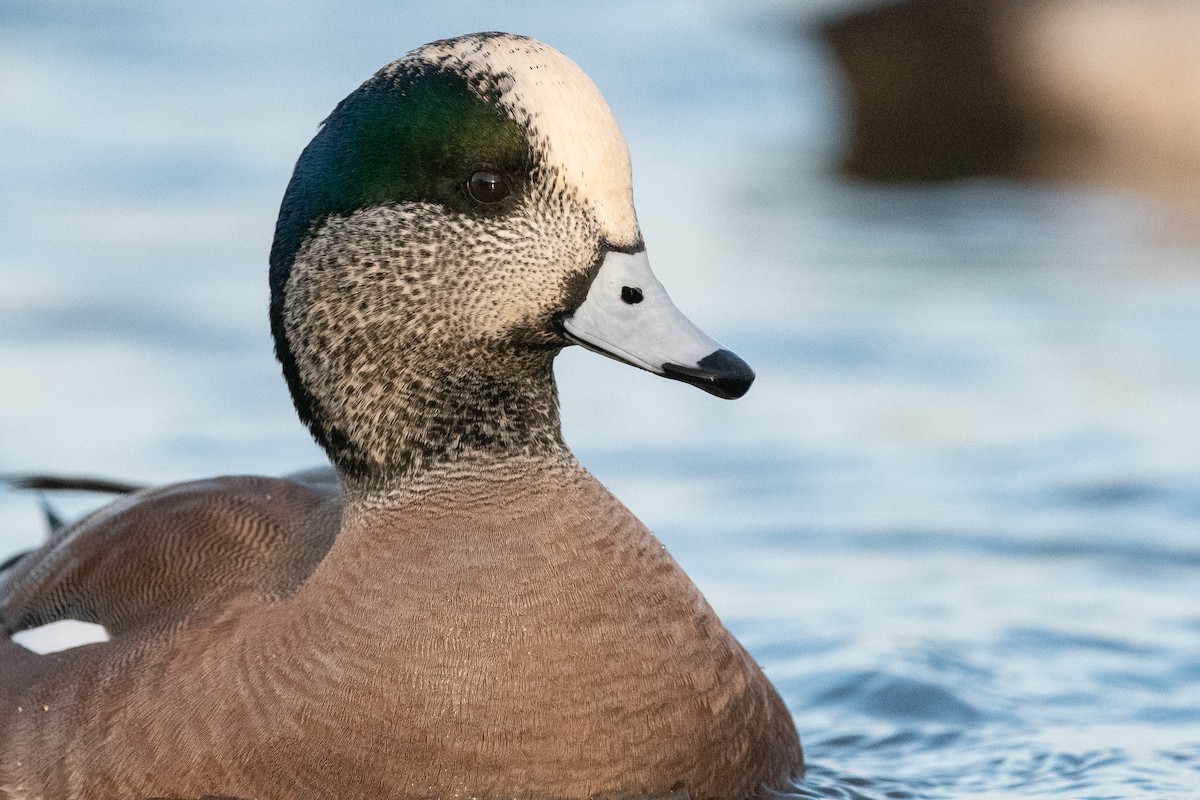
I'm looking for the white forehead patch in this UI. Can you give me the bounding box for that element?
[416,34,640,247]
[11,620,111,655]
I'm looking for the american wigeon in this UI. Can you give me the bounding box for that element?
[0,32,803,799]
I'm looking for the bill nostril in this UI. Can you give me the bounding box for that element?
[620,286,644,305]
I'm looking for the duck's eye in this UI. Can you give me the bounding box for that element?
[466,171,510,204]
[621,286,644,305]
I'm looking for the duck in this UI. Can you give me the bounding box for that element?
[0,32,803,799]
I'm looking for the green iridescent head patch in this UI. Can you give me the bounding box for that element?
[271,63,530,282]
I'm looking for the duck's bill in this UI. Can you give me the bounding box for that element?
[560,249,754,400]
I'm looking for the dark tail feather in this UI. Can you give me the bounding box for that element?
[0,475,143,569]
[0,474,145,495]
[37,494,67,533]
[0,549,29,574]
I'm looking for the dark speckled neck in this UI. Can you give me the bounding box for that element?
[339,350,570,492]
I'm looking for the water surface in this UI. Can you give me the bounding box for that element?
[2,2,1199,797]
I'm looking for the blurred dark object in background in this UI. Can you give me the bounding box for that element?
[820,0,1200,225]
[821,0,1027,181]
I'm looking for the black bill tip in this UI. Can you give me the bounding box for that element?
[661,349,756,400]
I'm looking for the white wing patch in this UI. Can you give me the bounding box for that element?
[11,620,111,655]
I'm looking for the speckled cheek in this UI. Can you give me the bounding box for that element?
[436,200,605,344]
[281,183,607,380]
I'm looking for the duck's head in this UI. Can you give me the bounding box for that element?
[270,32,754,486]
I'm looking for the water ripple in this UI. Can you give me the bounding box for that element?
[810,671,984,726]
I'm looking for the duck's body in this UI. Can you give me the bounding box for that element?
[0,32,802,798]
[4,462,795,798]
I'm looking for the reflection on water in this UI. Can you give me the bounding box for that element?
[3,2,1200,797]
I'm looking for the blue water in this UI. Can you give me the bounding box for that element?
[3,2,1200,797]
